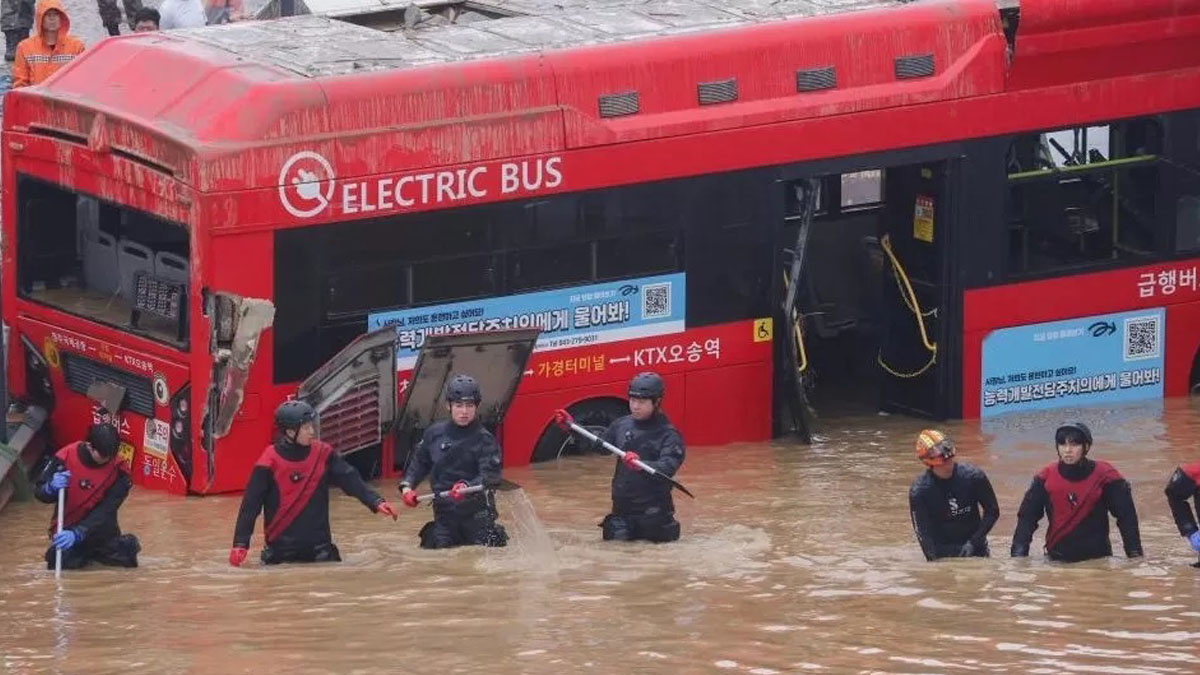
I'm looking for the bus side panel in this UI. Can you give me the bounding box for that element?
[962,262,1200,418]
[198,230,276,495]
[683,362,772,448]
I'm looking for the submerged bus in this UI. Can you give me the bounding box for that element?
[4,0,1200,496]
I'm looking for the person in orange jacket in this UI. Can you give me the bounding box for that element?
[12,0,84,88]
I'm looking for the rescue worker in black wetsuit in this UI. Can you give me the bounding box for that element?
[1011,422,1143,563]
[229,401,398,566]
[35,423,141,570]
[598,372,685,543]
[398,375,508,549]
[908,429,999,561]
[1163,459,1200,556]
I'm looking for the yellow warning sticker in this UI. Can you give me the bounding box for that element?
[42,338,60,370]
[753,318,773,342]
[117,442,135,468]
[913,195,935,243]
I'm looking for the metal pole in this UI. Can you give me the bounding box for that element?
[280,0,295,17]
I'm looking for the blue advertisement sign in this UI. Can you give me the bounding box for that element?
[368,272,686,369]
[980,308,1165,418]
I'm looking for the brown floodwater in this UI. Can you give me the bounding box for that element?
[2,399,1200,674]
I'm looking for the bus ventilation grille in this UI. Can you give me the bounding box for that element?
[598,92,640,118]
[796,66,836,92]
[61,352,155,417]
[894,54,935,79]
[318,376,381,456]
[698,78,738,106]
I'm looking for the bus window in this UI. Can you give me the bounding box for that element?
[507,242,591,292]
[596,231,680,280]
[16,176,190,347]
[841,170,884,208]
[1005,118,1162,276]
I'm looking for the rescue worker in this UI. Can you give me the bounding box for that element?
[1163,458,1200,557]
[598,372,685,543]
[230,400,398,566]
[1,0,32,62]
[12,0,84,89]
[1011,422,1143,563]
[35,423,141,570]
[398,375,508,549]
[908,429,999,561]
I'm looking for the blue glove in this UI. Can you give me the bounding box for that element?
[48,471,70,492]
[1187,530,1200,552]
[52,529,79,551]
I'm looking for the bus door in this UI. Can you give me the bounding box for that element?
[876,161,955,419]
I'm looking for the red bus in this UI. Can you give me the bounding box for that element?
[4,0,1200,497]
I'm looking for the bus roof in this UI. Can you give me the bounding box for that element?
[4,0,1195,197]
[228,0,906,77]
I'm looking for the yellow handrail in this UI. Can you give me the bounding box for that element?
[878,234,937,378]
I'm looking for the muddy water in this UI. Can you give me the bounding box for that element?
[2,400,1200,674]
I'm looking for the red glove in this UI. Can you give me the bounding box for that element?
[376,501,398,520]
[449,480,470,502]
[622,451,641,470]
[229,546,248,567]
[553,409,574,430]
[401,490,419,508]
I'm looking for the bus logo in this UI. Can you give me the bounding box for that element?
[279,151,336,219]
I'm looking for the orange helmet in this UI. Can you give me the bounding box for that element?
[915,429,956,467]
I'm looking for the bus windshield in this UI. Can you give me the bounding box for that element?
[16,175,190,347]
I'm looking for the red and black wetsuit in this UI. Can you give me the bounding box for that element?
[233,437,385,564]
[1164,461,1200,538]
[909,462,999,560]
[1011,458,1143,562]
[34,442,139,569]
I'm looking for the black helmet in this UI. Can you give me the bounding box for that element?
[275,400,316,431]
[628,372,664,400]
[1054,421,1093,448]
[86,423,120,460]
[445,374,482,404]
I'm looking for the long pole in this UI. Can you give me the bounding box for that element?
[55,487,64,578]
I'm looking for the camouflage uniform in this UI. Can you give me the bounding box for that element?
[97,0,142,34]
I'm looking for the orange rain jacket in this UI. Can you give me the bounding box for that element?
[13,0,85,88]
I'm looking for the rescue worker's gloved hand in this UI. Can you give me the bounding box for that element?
[401,488,419,508]
[1188,531,1200,552]
[552,409,574,430]
[229,546,248,567]
[229,546,249,567]
[53,529,79,550]
[958,541,976,557]
[622,451,641,470]
[448,481,469,503]
[49,471,71,491]
[376,500,398,520]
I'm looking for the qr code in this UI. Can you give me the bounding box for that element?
[1123,315,1160,361]
[642,282,671,319]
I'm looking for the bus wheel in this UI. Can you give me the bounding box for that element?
[530,397,628,464]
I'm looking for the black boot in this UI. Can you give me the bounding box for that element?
[4,31,20,62]
[104,22,119,36]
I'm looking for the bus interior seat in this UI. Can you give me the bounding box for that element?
[83,230,121,296]
[155,251,188,286]
[117,239,154,301]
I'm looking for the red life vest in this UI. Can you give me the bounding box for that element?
[1181,461,1200,486]
[1038,459,1121,552]
[256,441,332,544]
[47,442,123,535]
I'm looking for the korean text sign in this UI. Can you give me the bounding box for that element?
[368,273,686,369]
[980,308,1165,417]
